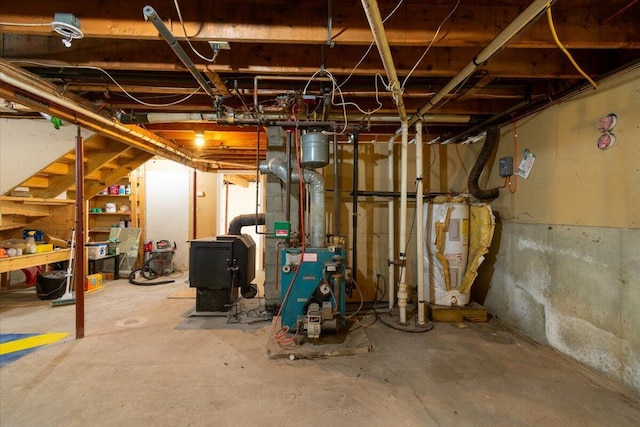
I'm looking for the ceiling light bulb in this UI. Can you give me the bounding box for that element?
[195,133,205,146]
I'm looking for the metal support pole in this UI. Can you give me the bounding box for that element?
[74,126,85,339]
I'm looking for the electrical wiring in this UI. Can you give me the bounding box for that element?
[394,180,420,301]
[508,119,519,193]
[338,0,405,89]
[344,273,364,319]
[302,68,383,134]
[173,0,217,63]
[455,144,469,192]
[401,0,461,89]
[546,7,598,89]
[271,121,308,346]
[11,60,203,107]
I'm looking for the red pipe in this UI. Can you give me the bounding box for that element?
[74,126,85,339]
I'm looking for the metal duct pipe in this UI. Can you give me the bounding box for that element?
[260,159,326,248]
[406,0,554,129]
[228,213,266,235]
[143,6,217,100]
[468,127,500,200]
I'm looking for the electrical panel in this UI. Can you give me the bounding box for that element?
[499,157,514,177]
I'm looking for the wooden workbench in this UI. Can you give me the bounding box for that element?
[0,249,71,289]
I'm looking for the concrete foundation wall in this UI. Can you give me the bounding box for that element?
[476,66,640,395]
[475,223,640,393]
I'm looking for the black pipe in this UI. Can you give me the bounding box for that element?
[228,213,266,235]
[348,191,443,199]
[333,132,339,236]
[352,129,359,285]
[468,127,500,200]
[286,132,292,225]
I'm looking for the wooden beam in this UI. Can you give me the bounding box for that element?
[204,70,231,97]
[223,175,250,188]
[0,2,636,49]
[5,39,625,80]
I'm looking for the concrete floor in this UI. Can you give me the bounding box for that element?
[1,277,639,427]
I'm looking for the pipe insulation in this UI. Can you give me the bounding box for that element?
[228,213,266,235]
[260,159,326,248]
[468,127,500,200]
[143,6,217,100]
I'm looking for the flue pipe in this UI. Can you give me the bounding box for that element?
[260,159,326,248]
[406,0,555,129]
[415,121,426,325]
[143,6,217,100]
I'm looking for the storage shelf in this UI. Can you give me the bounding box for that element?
[89,212,131,216]
[93,194,132,197]
[0,196,74,205]
[0,223,25,232]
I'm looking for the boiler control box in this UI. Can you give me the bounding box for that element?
[499,156,514,177]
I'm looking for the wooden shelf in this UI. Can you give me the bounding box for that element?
[0,223,25,232]
[89,212,131,216]
[0,196,74,205]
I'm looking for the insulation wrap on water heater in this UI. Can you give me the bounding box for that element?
[424,198,470,306]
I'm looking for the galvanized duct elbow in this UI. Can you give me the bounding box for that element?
[260,159,326,247]
[468,127,500,200]
[228,213,266,235]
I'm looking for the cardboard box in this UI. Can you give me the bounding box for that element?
[85,273,103,292]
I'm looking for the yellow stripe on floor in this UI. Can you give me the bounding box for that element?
[0,333,69,355]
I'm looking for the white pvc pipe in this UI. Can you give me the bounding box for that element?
[387,134,397,309]
[397,120,409,324]
[415,122,425,325]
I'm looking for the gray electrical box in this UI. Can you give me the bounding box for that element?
[499,157,514,177]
